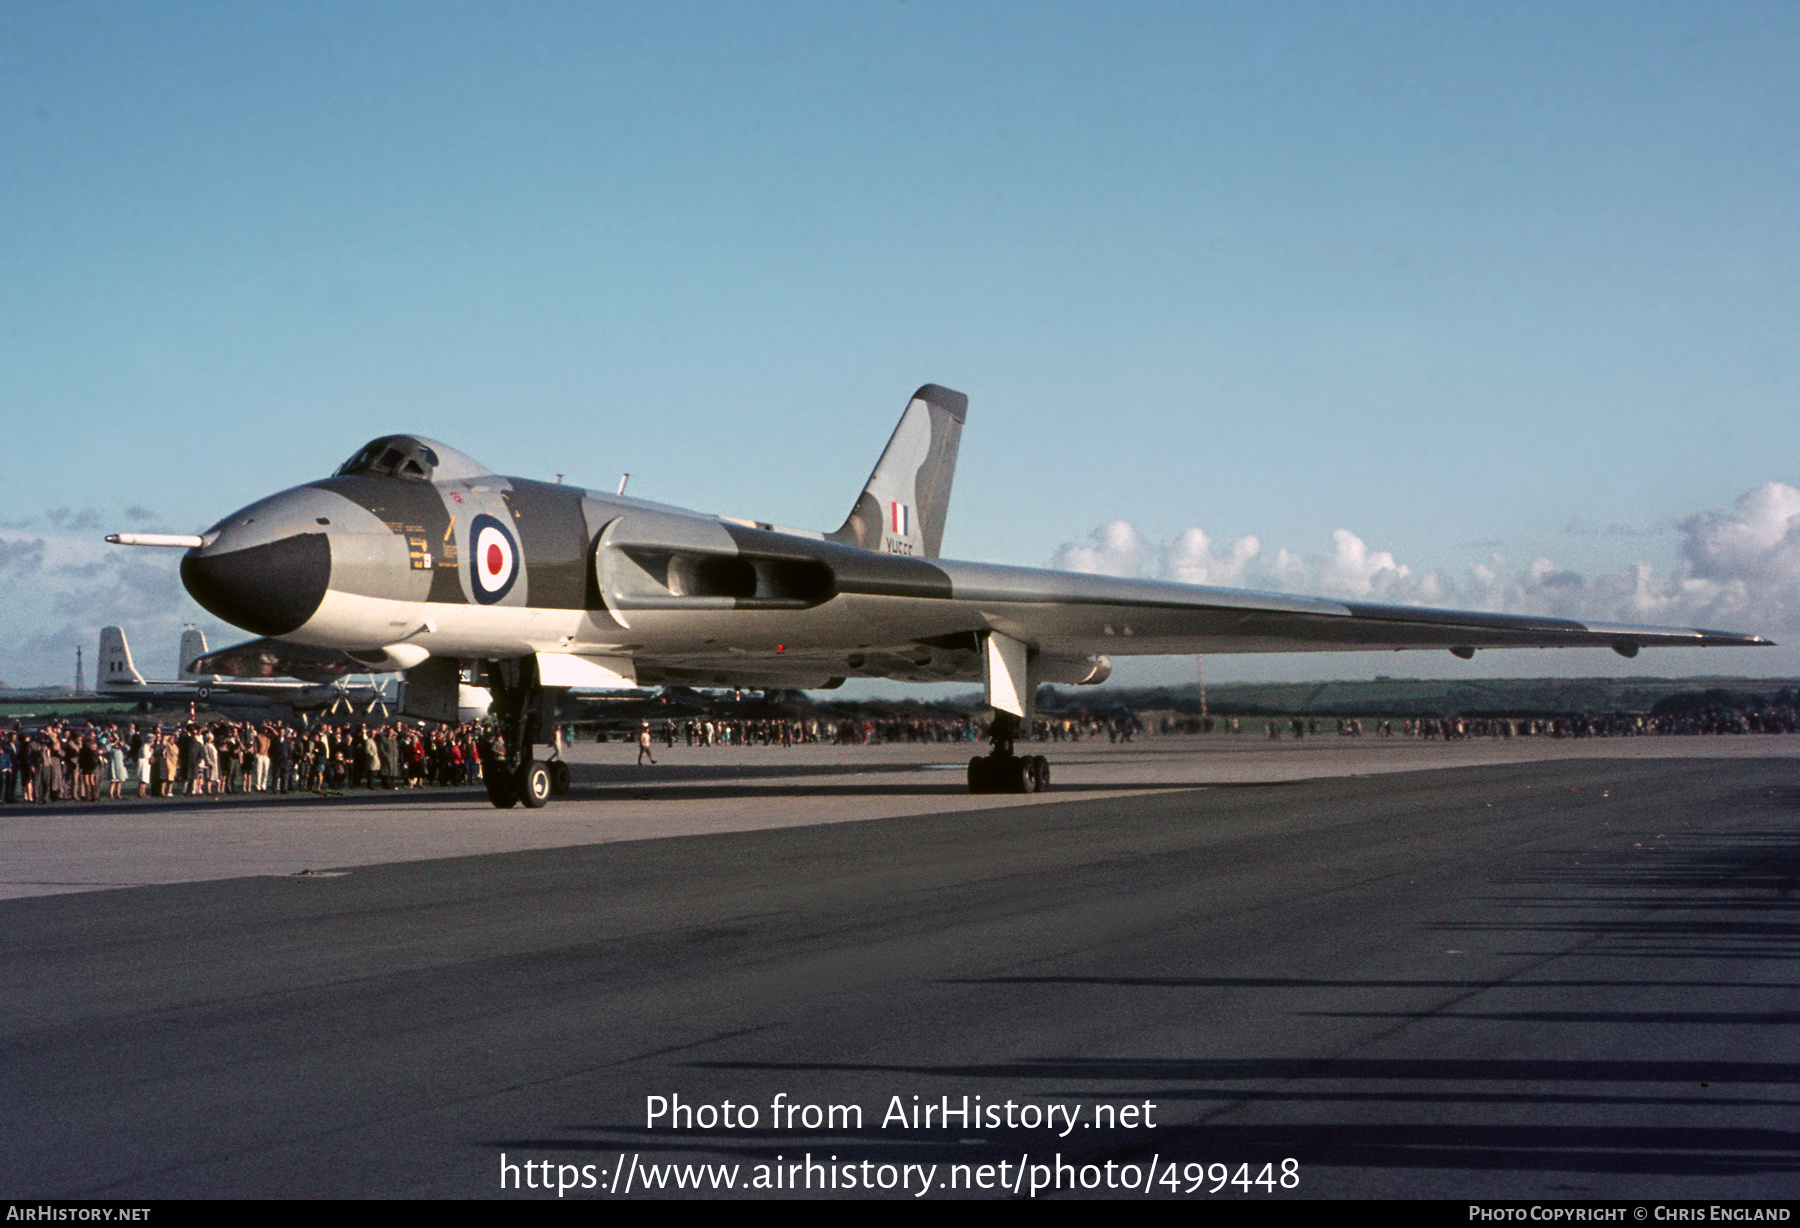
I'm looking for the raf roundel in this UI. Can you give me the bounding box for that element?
[469,513,520,604]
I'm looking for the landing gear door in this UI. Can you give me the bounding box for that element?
[400,656,462,724]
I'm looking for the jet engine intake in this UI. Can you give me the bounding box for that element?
[598,515,837,611]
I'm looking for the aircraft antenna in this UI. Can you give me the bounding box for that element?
[617,473,630,496]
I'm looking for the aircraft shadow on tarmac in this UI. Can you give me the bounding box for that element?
[32,765,1282,812]
[19,786,512,816]
[576,760,1297,798]
[586,780,1229,801]
[579,760,1222,789]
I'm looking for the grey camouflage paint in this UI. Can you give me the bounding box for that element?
[827,384,966,558]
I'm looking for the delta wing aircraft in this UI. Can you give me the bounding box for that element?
[108,384,1772,807]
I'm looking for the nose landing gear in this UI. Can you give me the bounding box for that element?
[479,657,570,809]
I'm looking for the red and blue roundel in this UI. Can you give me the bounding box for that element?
[469,513,520,604]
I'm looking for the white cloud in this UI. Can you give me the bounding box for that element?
[1667,482,1800,628]
[1049,480,1800,636]
[0,528,206,687]
[1163,527,1261,586]
[1050,519,1154,578]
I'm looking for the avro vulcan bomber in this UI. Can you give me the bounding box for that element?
[110,384,1772,807]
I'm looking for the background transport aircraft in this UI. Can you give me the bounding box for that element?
[182,631,492,722]
[96,625,392,715]
[108,384,1772,806]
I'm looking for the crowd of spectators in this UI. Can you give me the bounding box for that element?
[0,718,494,804]
[651,712,1141,748]
[1157,706,1800,741]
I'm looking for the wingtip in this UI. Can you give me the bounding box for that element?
[1694,629,1778,647]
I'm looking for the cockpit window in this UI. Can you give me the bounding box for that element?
[336,436,439,482]
[330,434,491,483]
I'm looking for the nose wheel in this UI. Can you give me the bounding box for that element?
[519,760,553,808]
[480,754,565,809]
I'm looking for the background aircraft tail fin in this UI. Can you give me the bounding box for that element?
[178,627,210,680]
[826,383,966,558]
[97,626,145,689]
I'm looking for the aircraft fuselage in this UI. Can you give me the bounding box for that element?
[177,435,1108,691]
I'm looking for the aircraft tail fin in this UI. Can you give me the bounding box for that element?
[826,384,966,558]
[97,626,145,689]
[178,627,209,680]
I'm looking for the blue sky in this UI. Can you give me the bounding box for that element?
[3,2,1797,688]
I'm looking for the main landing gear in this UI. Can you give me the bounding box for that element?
[479,657,572,809]
[968,711,1050,794]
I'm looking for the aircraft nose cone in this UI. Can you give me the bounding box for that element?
[181,533,331,637]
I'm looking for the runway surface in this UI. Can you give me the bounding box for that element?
[3,736,1797,1199]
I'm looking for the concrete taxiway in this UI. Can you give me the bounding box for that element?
[2,735,1797,1198]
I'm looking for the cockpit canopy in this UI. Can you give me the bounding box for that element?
[333,435,492,483]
